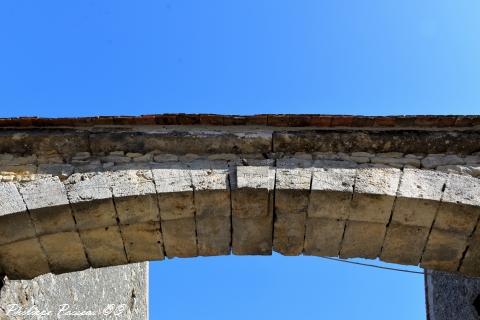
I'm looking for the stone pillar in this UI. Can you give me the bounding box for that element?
[0,263,148,319]
[425,269,480,320]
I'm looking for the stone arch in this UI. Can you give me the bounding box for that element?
[0,160,479,280]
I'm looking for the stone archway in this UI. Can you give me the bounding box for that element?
[0,159,479,279]
[0,114,479,319]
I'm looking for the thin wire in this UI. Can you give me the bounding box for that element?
[319,256,425,275]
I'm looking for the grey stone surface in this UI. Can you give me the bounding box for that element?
[308,167,356,220]
[274,163,312,255]
[425,270,480,320]
[0,263,148,320]
[231,165,274,255]
[422,174,480,272]
[349,168,401,224]
[422,155,465,169]
[0,182,34,245]
[152,163,196,258]
[190,161,231,256]
[392,169,447,228]
[64,172,127,268]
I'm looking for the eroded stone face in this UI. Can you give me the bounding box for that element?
[0,263,148,320]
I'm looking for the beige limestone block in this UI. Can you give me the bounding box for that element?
[38,232,89,274]
[107,169,165,261]
[421,229,467,272]
[161,219,197,258]
[152,163,197,258]
[391,169,447,228]
[273,162,312,255]
[340,221,385,259]
[304,218,345,257]
[0,182,34,245]
[459,227,480,277]
[121,222,164,263]
[434,173,480,235]
[16,177,89,273]
[65,172,127,265]
[191,161,231,256]
[231,165,274,255]
[349,168,401,224]
[79,226,128,268]
[0,238,50,279]
[107,168,159,223]
[308,166,356,220]
[380,223,429,265]
[64,172,118,229]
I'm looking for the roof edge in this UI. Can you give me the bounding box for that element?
[0,114,479,128]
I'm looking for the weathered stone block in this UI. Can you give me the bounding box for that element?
[38,232,89,274]
[0,263,148,320]
[79,226,128,268]
[64,172,118,229]
[152,164,197,258]
[121,222,164,262]
[231,166,274,255]
[17,176,76,234]
[0,238,50,279]
[273,213,306,256]
[304,218,345,257]
[0,182,34,245]
[308,167,356,220]
[274,166,311,255]
[434,203,479,235]
[108,169,159,224]
[391,169,447,228]
[421,229,467,272]
[434,174,480,235]
[232,215,272,255]
[65,172,127,265]
[161,219,197,258]
[191,161,231,256]
[460,227,480,276]
[340,221,385,259]
[349,168,401,224]
[380,223,429,265]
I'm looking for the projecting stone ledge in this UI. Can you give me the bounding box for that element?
[0,263,148,320]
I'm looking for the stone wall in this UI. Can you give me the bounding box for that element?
[0,263,148,320]
[425,270,480,320]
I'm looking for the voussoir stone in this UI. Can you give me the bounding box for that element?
[107,169,164,262]
[341,168,401,259]
[422,174,480,272]
[17,176,89,274]
[381,169,448,265]
[152,163,197,258]
[190,160,231,256]
[64,172,127,268]
[273,159,312,255]
[305,165,356,257]
[231,165,274,255]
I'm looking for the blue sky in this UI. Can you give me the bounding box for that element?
[1,1,479,319]
[0,1,479,117]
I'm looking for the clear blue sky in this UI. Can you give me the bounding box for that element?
[1,1,479,319]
